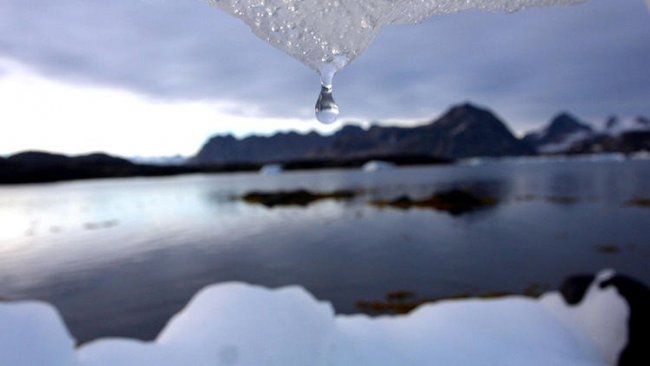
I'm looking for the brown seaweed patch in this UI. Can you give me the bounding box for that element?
[385,290,416,302]
[594,244,622,254]
[522,282,551,298]
[241,189,356,208]
[370,189,496,216]
[356,290,513,315]
[356,282,562,315]
[355,300,423,315]
[625,198,650,207]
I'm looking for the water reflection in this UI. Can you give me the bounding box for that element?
[0,160,649,343]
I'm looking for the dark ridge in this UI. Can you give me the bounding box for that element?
[194,102,532,164]
[0,151,451,185]
[0,151,260,185]
[522,113,593,150]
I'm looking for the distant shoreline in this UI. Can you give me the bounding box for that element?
[3,150,649,186]
[0,151,451,185]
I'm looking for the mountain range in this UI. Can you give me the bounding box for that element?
[523,114,650,155]
[3,102,649,184]
[194,103,650,164]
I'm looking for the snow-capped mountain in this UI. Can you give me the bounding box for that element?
[522,113,593,154]
[602,116,650,136]
[194,103,532,163]
[523,113,650,155]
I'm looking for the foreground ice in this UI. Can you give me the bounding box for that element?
[0,270,629,366]
[208,0,586,74]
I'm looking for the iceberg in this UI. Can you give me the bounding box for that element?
[362,160,395,172]
[0,270,638,366]
[259,163,284,174]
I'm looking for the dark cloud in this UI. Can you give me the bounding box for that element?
[0,0,648,131]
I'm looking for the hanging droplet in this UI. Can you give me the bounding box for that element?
[314,54,348,124]
[315,85,339,124]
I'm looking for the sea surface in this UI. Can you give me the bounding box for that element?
[1,158,649,343]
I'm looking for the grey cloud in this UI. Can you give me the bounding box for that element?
[0,0,648,130]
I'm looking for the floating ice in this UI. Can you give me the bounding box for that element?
[362,160,396,171]
[208,0,586,122]
[0,270,632,366]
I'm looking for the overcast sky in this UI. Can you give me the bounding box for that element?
[0,0,649,157]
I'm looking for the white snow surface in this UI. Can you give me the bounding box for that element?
[0,270,628,366]
[603,116,650,136]
[540,270,629,366]
[208,0,587,74]
[259,163,284,174]
[537,130,593,153]
[362,160,395,171]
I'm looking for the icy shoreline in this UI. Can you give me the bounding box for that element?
[0,270,635,365]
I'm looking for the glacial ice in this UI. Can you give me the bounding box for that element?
[0,270,628,366]
[208,0,587,122]
[208,0,587,73]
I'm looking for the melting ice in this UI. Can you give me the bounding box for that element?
[208,0,587,123]
[0,271,630,365]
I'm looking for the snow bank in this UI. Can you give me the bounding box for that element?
[331,297,605,366]
[0,301,76,366]
[77,284,336,366]
[208,0,586,73]
[540,270,629,365]
[0,270,631,366]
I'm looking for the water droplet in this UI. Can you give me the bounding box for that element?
[314,55,348,124]
[315,85,339,124]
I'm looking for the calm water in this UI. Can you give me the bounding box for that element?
[1,159,649,343]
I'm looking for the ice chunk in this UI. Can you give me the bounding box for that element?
[362,160,396,171]
[1,273,631,366]
[208,0,587,73]
[0,301,78,366]
[330,297,607,365]
[259,163,283,174]
[208,0,587,122]
[78,283,337,366]
[156,283,337,366]
[541,270,629,365]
